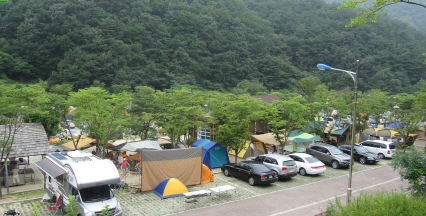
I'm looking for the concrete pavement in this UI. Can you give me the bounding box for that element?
[172,165,409,216]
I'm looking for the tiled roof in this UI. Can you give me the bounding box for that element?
[252,95,282,104]
[0,123,50,157]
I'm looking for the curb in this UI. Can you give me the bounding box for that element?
[0,196,43,205]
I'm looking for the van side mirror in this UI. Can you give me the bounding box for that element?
[75,195,80,201]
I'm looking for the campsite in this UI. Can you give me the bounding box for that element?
[0,152,388,215]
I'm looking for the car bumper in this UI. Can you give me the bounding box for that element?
[257,178,278,185]
[307,168,326,175]
[366,158,380,163]
[278,171,297,179]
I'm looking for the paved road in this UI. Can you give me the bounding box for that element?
[173,165,409,216]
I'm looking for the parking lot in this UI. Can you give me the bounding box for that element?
[0,159,389,215]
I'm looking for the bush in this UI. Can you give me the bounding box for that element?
[326,191,426,216]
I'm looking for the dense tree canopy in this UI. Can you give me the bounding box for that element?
[0,0,425,94]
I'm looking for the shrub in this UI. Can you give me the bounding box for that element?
[326,191,426,216]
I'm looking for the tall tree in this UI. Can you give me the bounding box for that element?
[154,87,205,148]
[68,87,131,156]
[300,76,321,103]
[210,94,263,163]
[0,84,49,198]
[127,86,159,140]
[265,99,310,153]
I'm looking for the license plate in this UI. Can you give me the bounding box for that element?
[268,175,272,178]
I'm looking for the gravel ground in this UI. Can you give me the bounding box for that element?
[0,159,389,216]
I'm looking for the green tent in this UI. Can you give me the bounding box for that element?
[287,130,322,152]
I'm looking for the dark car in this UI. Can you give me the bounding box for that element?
[306,143,351,169]
[221,161,278,186]
[338,144,380,164]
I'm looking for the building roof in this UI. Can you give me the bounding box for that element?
[0,123,50,157]
[252,95,282,104]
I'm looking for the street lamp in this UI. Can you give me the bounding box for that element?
[317,60,359,204]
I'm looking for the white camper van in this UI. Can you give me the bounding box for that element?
[36,150,122,216]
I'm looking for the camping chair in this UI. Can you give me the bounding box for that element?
[47,195,63,216]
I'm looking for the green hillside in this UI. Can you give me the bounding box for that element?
[1,0,425,93]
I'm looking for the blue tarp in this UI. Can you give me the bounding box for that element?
[192,139,230,169]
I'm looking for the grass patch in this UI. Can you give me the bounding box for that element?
[2,189,46,200]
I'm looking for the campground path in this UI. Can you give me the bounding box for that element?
[172,165,409,216]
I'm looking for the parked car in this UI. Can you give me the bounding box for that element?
[247,154,297,179]
[62,120,75,129]
[306,143,351,169]
[62,129,80,140]
[338,144,380,164]
[288,153,326,176]
[221,161,278,186]
[358,140,396,159]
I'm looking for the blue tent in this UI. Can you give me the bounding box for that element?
[191,139,230,169]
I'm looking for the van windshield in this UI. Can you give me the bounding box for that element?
[79,185,113,203]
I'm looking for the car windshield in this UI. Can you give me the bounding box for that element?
[354,146,369,153]
[305,156,320,163]
[389,143,396,149]
[329,147,343,155]
[282,160,296,166]
[251,164,271,173]
[79,185,113,203]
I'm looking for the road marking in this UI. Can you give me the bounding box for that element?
[268,177,401,216]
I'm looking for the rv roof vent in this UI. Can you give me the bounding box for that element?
[67,151,91,158]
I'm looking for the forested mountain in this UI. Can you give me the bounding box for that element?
[1,0,426,94]
[325,0,426,33]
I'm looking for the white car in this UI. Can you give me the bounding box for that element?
[288,153,326,176]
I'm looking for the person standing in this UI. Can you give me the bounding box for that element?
[121,158,129,170]
[12,166,20,186]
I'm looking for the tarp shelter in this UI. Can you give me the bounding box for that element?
[60,135,96,151]
[228,141,267,159]
[154,178,188,199]
[201,164,214,184]
[289,131,322,143]
[108,139,162,151]
[191,139,230,169]
[140,148,203,192]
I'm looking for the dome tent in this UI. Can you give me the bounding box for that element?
[154,178,188,199]
[191,139,230,169]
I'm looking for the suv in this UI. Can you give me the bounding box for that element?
[338,144,380,164]
[306,143,351,169]
[358,140,396,159]
[248,154,297,179]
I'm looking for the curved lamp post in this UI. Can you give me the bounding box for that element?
[317,60,359,204]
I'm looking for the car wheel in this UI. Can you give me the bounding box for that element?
[331,160,340,169]
[360,157,366,164]
[378,153,385,159]
[299,168,307,176]
[224,169,230,177]
[248,177,255,186]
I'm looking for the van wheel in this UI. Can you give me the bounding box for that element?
[378,153,385,159]
[331,160,340,169]
[360,157,366,164]
[299,168,307,176]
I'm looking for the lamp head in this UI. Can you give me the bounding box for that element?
[317,63,331,70]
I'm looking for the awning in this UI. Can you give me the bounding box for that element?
[35,158,67,178]
[332,126,350,136]
[60,135,96,150]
